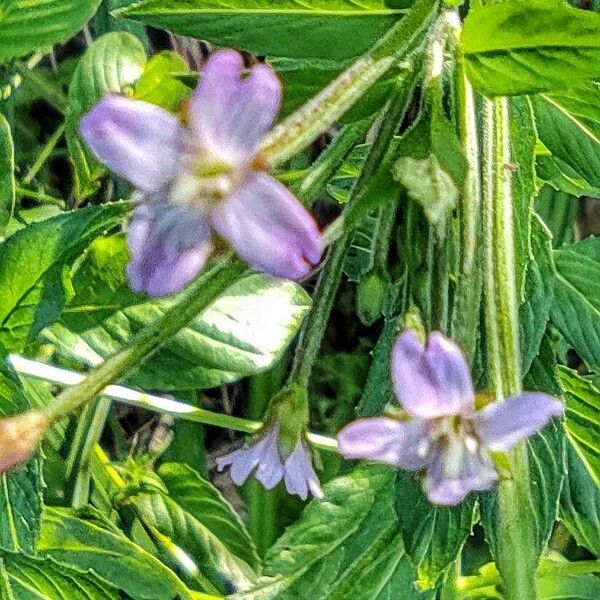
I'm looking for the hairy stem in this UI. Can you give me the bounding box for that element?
[482,97,537,600]
[289,76,418,389]
[42,255,246,424]
[260,0,439,166]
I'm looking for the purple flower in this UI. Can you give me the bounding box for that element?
[80,50,322,297]
[338,330,563,506]
[217,425,323,501]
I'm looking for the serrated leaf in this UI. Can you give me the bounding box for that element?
[116,0,413,62]
[234,465,424,600]
[551,237,600,370]
[560,442,600,556]
[535,186,578,248]
[0,554,120,599]
[47,240,311,389]
[462,0,600,96]
[532,88,600,199]
[395,472,475,589]
[0,361,41,554]
[66,32,146,199]
[0,202,131,351]
[559,367,600,487]
[158,463,258,569]
[38,507,193,600]
[0,0,102,60]
[0,114,14,234]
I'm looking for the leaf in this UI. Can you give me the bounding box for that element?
[560,442,600,556]
[0,360,41,554]
[535,186,578,248]
[519,216,555,376]
[38,507,193,600]
[0,202,131,351]
[551,237,600,370]
[395,472,475,589]
[134,50,190,111]
[116,0,414,63]
[158,463,258,569]
[66,32,147,199]
[131,485,257,594]
[0,0,102,60]
[0,114,14,234]
[48,241,311,390]
[0,554,120,600]
[234,465,425,600]
[481,342,565,564]
[559,367,600,487]
[532,88,600,199]
[462,0,600,96]
[538,572,600,600]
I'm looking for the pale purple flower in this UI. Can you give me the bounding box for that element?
[217,425,323,501]
[80,50,322,297]
[338,330,563,506]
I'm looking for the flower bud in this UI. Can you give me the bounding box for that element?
[357,271,388,326]
[0,411,49,474]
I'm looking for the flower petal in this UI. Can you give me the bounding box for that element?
[189,50,282,162]
[127,201,213,297]
[391,330,475,419]
[212,172,322,280]
[473,392,563,452]
[254,428,285,490]
[423,450,497,506]
[80,95,190,192]
[283,440,323,501]
[338,417,433,471]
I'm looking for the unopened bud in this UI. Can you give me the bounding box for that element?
[0,411,49,474]
[357,271,388,326]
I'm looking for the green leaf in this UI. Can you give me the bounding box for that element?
[538,572,600,600]
[38,507,193,600]
[0,202,131,351]
[535,186,578,248]
[519,216,555,376]
[0,554,120,600]
[0,0,102,60]
[116,0,414,62]
[559,367,600,486]
[235,465,424,600]
[532,89,600,199]
[462,0,600,96]
[48,240,311,389]
[551,237,600,370]
[0,114,14,234]
[560,442,600,556]
[134,50,190,111]
[66,32,146,199]
[130,481,257,594]
[395,472,475,589]
[0,361,41,554]
[158,463,258,569]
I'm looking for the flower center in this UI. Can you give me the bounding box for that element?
[169,153,242,208]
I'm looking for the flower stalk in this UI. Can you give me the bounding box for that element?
[41,254,246,426]
[481,96,538,600]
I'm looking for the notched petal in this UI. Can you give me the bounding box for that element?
[391,330,475,419]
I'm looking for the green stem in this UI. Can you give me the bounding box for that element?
[15,185,65,207]
[22,123,65,185]
[481,97,537,600]
[260,0,439,167]
[289,77,418,389]
[448,11,483,362]
[42,255,246,424]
